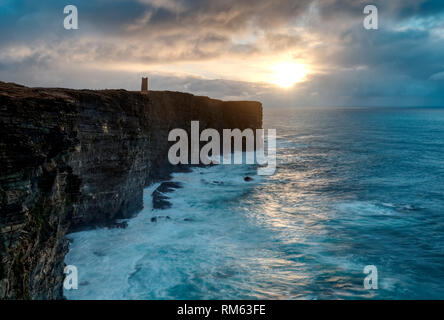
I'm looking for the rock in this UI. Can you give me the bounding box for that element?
[106,221,128,229]
[93,251,106,257]
[151,216,171,223]
[0,81,262,299]
[156,182,183,193]
[152,182,183,210]
[152,193,171,210]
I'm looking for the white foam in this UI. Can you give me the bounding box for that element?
[64,164,266,299]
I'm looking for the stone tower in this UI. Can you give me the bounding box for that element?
[141,77,148,93]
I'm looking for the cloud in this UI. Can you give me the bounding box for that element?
[0,0,443,107]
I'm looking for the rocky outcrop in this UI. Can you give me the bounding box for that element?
[0,82,262,299]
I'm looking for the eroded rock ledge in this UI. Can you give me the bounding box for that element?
[0,82,262,299]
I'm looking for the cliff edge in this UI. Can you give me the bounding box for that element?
[0,82,262,299]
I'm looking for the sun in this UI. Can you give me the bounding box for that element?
[270,62,307,88]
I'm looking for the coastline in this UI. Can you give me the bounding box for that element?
[0,82,262,299]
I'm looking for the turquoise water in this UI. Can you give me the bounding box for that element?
[65,107,444,299]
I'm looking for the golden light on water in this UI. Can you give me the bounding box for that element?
[269,62,307,88]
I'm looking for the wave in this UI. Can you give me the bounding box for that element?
[64,163,261,299]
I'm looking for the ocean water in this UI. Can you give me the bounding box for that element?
[65,107,444,300]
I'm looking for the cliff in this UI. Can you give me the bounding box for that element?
[0,81,262,299]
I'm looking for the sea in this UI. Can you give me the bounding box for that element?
[65,107,444,299]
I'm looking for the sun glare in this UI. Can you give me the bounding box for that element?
[270,62,307,88]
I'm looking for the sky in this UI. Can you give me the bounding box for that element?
[0,0,443,107]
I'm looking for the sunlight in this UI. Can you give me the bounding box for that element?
[269,62,307,88]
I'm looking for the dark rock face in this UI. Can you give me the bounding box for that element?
[152,182,183,210]
[0,82,262,299]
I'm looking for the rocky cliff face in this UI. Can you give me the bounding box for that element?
[0,82,262,299]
